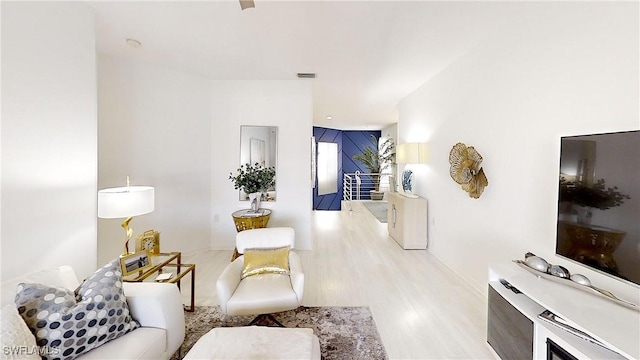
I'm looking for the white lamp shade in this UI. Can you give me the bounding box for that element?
[417,143,428,164]
[98,186,155,219]
[396,143,428,164]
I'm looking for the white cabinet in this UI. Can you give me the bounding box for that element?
[488,263,638,360]
[387,192,427,249]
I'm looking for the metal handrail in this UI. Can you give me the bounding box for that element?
[343,173,354,200]
[343,172,392,202]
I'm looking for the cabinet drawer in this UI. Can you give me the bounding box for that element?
[487,285,534,360]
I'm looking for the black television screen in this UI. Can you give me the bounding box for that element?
[556,130,640,286]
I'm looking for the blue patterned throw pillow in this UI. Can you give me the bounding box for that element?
[15,259,139,360]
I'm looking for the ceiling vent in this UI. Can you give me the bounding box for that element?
[297,73,316,79]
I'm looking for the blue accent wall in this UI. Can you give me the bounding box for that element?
[313,127,343,210]
[343,130,380,201]
[313,127,381,210]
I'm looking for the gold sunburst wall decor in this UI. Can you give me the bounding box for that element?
[449,143,488,199]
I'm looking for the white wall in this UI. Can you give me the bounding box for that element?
[97,60,313,259]
[398,2,639,299]
[210,80,313,250]
[97,55,212,263]
[1,2,97,280]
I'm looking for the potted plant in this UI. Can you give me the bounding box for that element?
[559,177,630,224]
[352,135,395,200]
[229,163,276,211]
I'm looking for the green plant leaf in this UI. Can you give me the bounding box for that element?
[229,163,276,194]
[352,134,395,191]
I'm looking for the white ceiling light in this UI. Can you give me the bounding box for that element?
[326,116,332,120]
[126,38,142,48]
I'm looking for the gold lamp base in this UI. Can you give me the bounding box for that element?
[122,216,134,255]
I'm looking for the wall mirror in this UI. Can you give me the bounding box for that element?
[240,125,277,201]
[317,142,338,195]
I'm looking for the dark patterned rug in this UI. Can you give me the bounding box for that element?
[172,306,388,360]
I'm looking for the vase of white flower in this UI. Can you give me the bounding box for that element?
[229,163,275,212]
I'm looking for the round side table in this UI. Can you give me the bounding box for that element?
[231,209,272,232]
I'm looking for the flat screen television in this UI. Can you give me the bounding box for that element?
[556,130,640,286]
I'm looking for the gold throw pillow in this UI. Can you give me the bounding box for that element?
[241,246,290,279]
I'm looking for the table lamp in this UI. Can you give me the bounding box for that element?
[396,143,428,164]
[98,177,155,256]
[396,143,428,197]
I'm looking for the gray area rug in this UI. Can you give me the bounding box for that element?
[172,306,387,360]
[363,201,388,223]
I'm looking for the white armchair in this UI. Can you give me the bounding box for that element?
[216,227,304,316]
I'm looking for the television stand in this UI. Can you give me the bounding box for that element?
[487,263,639,360]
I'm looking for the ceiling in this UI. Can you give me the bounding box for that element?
[89,1,512,130]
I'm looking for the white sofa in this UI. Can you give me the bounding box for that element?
[1,265,185,359]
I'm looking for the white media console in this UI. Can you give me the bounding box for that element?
[488,263,639,360]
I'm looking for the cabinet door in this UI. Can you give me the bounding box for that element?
[401,197,427,249]
[487,285,533,360]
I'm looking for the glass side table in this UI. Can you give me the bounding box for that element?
[122,252,195,312]
[230,209,272,261]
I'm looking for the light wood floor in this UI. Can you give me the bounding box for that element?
[182,201,494,359]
